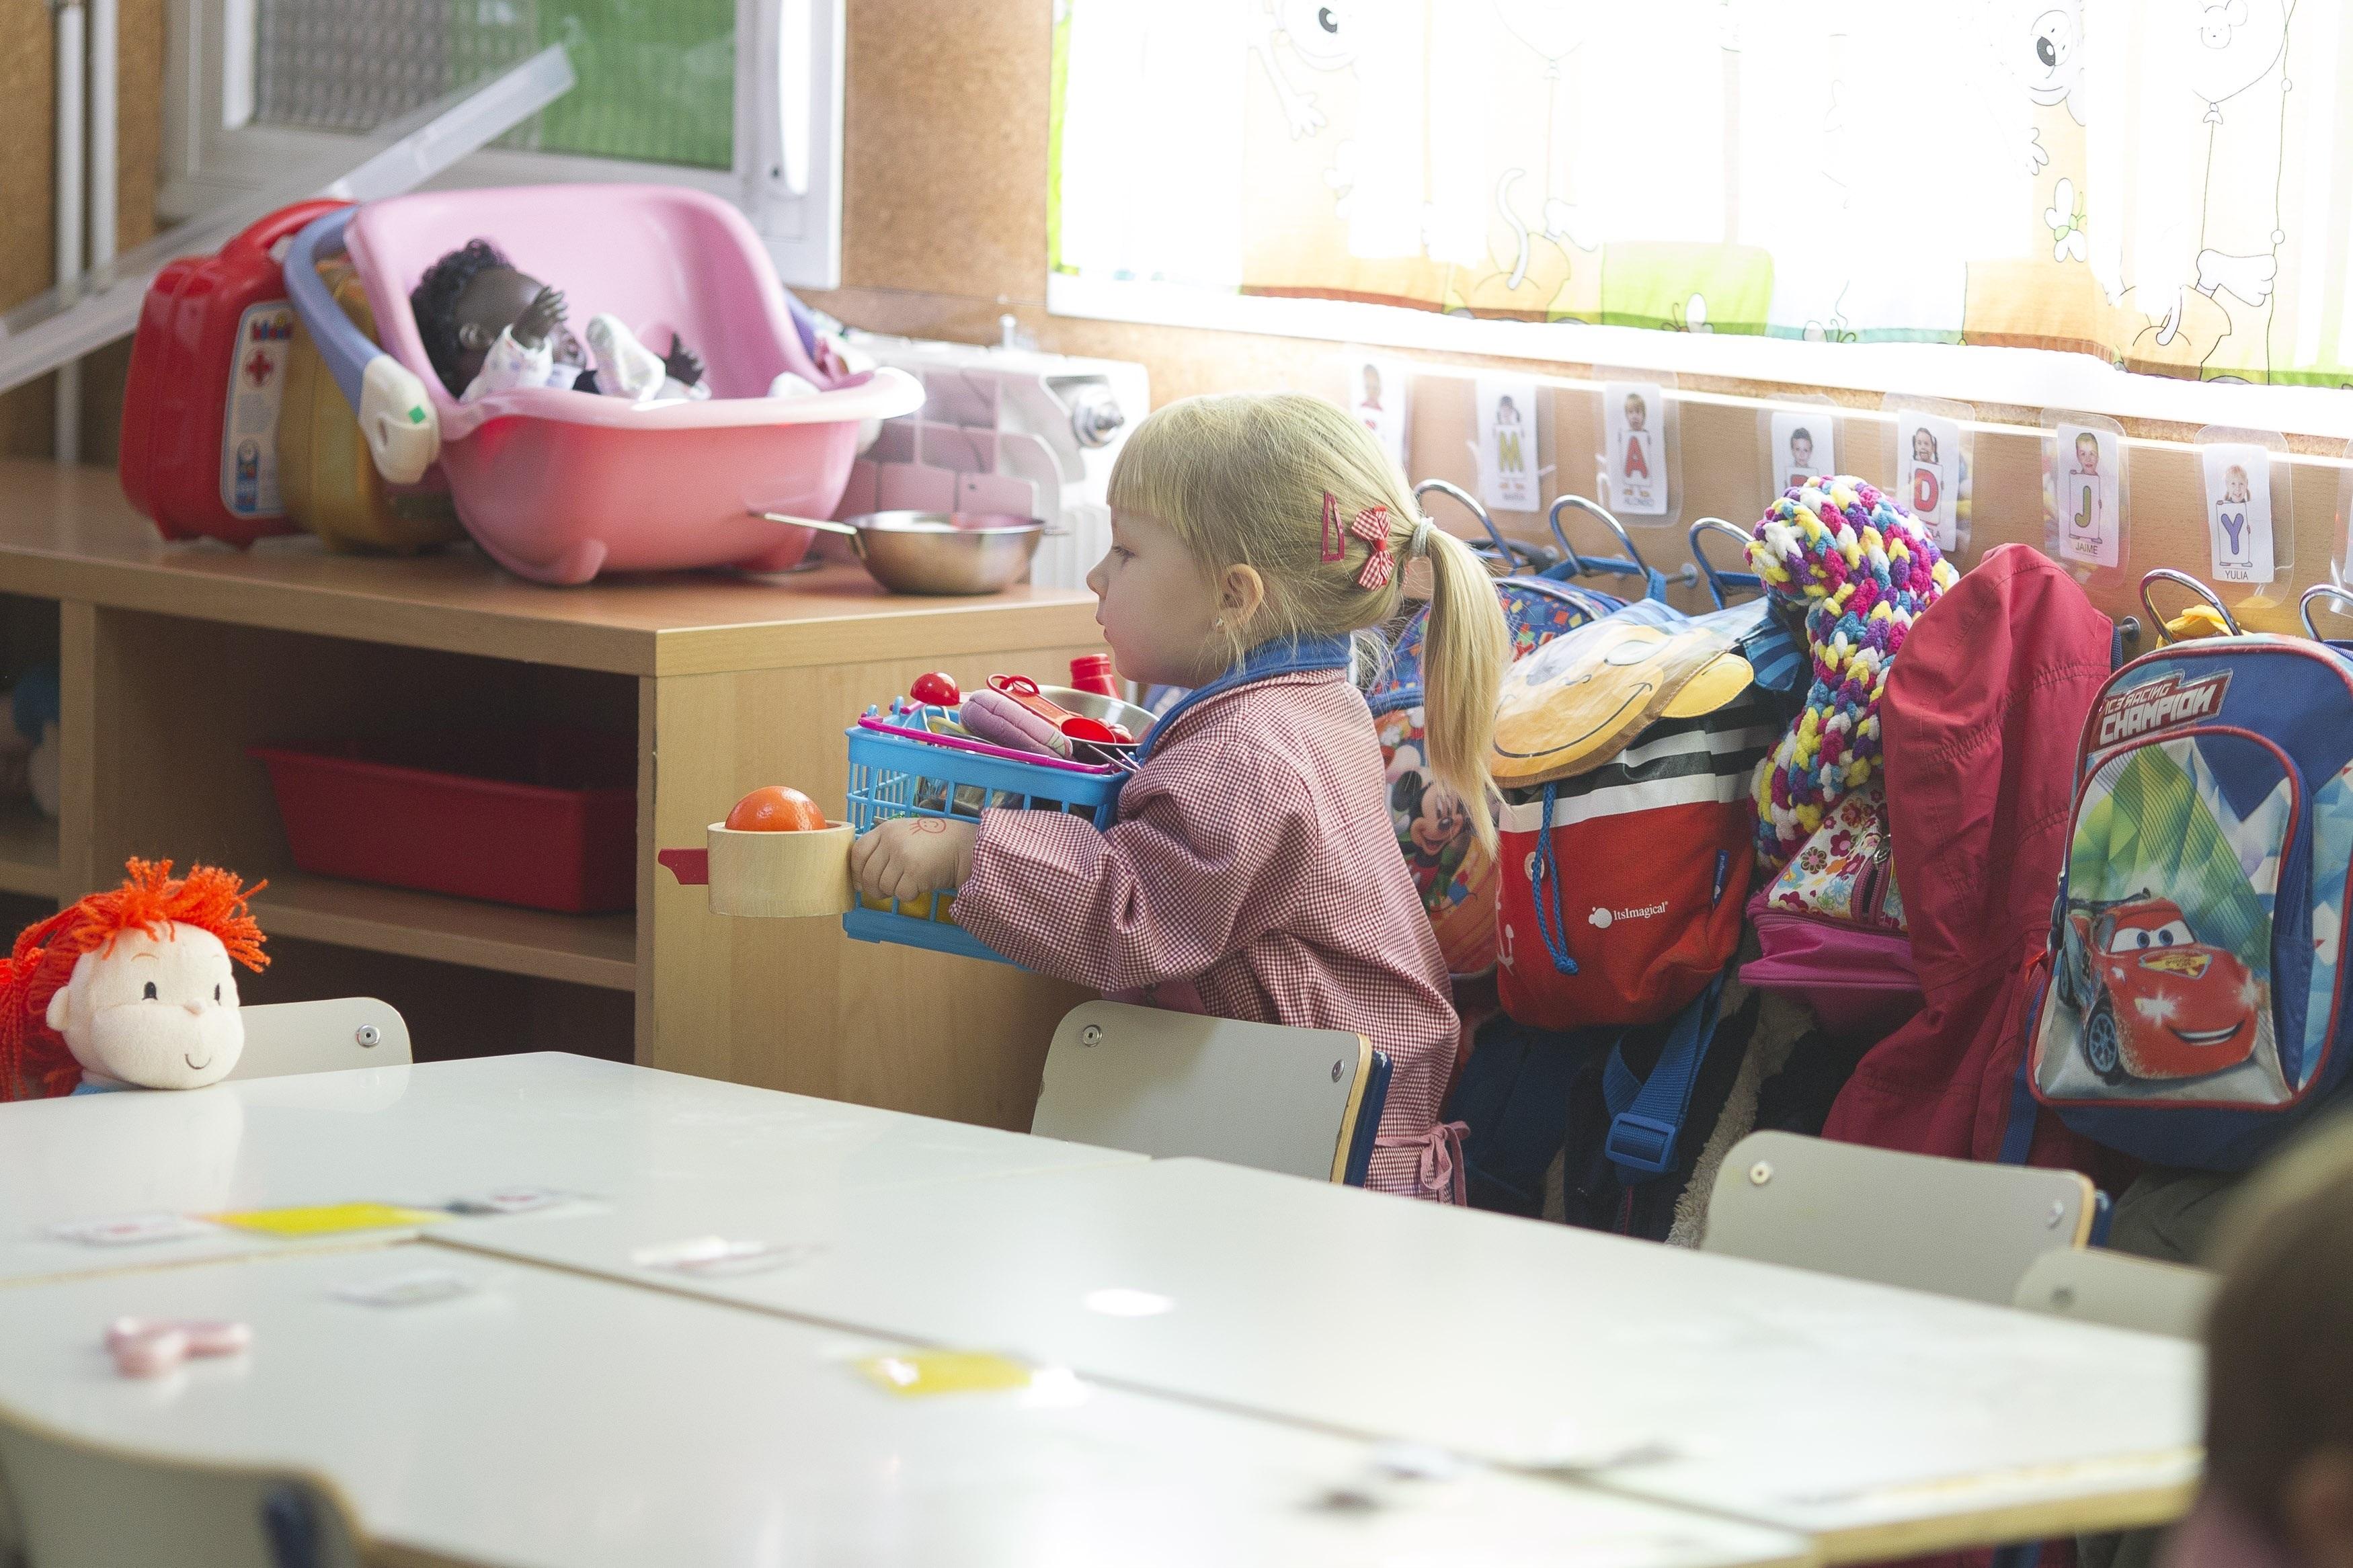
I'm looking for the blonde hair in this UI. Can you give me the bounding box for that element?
[1108,392,1511,849]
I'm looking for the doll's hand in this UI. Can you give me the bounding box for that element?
[514,286,567,350]
[850,817,976,905]
[663,333,705,387]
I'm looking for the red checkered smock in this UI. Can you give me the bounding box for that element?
[955,669,1466,1201]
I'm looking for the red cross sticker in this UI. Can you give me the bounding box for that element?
[243,349,275,388]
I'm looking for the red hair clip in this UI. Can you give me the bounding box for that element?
[1351,505,1395,589]
[1320,492,1347,563]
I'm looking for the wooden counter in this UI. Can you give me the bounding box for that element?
[0,458,1097,1128]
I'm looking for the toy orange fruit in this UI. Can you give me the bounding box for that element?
[725,786,828,832]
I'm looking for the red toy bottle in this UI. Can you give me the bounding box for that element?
[119,198,351,548]
[1068,653,1119,698]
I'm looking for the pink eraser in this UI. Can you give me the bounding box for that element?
[110,1325,189,1378]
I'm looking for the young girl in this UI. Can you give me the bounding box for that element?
[2167,1119,2353,1568]
[850,393,1509,1201]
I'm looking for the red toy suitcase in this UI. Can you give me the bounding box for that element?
[120,199,350,547]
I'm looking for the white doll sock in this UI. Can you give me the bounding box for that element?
[585,314,670,403]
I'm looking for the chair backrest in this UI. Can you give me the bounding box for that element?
[225,998,411,1082]
[2011,1246,2218,1339]
[1702,1130,2098,1303]
[1032,1001,1384,1183]
[0,1406,366,1568]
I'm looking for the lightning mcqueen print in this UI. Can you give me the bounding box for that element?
[2055,895,2261,1083]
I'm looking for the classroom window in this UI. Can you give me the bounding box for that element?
[165,0,844,287]
[1049,0,2346,429]
[245,0,736,171]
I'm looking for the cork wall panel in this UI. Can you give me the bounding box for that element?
[1,0,164,464]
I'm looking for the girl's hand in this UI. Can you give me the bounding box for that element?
[850,817,977,904]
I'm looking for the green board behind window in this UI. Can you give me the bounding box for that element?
[256,0,735,173]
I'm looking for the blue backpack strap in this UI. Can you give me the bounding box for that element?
[1601,973,1728,1183]
[1528,780,1581,976]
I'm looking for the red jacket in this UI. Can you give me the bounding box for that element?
[1823,545,2135,1185]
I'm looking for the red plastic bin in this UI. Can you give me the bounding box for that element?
[251,727,637,914]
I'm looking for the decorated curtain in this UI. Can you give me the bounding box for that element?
[1051,1,2348,386]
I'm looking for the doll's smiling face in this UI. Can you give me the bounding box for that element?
[47,925,244,1089]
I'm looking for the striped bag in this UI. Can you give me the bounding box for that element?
[1497,689,1782,1029]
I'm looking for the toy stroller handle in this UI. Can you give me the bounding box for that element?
[2301,583,2353,641]
[1687,518,1762,610]
[1412,479,1557,576]
[282,206,443,486]
[2141,567,2243,642]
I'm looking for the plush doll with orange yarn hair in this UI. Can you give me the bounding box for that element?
[0,859,267,1100]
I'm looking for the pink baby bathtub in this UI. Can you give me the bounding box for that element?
[285,184,921,585]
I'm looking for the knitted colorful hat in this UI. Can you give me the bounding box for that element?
[1746,476,1956,870]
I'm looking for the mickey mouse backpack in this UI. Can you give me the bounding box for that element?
[1367,575,1620,977]
[2025,572,2353,1171]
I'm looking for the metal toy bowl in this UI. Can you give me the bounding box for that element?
[1035,686,1156,737]
[758,509,1053,595]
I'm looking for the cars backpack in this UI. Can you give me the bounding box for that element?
[1367,575,1620,977]
[2025,630,2353,1170]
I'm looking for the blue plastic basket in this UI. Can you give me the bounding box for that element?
[842,724,1126,964]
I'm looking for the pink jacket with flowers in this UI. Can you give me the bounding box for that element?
[954,669,1464,1200]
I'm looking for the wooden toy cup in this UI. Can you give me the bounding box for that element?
[703,822,854,918]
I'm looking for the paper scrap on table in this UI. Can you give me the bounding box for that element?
[444,1186,581,1216]
[631,1235,822,1278]
[48,1212,214,1247]
[334,1269,479,1308]
[204,1202,444,1237]
[851,1350,1034,1397]
[1603,382,1668,515]
[2202,443,2276,585]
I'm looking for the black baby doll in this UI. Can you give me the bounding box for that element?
[409,239,706,403]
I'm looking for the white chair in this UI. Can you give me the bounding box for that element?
[0,1403,366,1567]
[1031,1001,1388,1184]
[2011,1245,2217,1339]
[1701,1130,2099,1304]
[223,998,411,1083]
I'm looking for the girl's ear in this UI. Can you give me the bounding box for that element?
[1218,563,1267,624]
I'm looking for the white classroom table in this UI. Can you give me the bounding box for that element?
[433,1156,2204,1562]
[0,1245,1813,1568]
[0,1054,1141,1286]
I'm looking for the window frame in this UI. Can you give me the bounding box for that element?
[160,0,843,288]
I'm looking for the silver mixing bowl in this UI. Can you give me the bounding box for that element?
[1035,686,1156,737]
[760,509,1052,595]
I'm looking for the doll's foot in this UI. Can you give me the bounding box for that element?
[585,314,668,403]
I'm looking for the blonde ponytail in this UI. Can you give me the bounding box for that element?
[1414,522,1510,853]
[1109,391,1509,848]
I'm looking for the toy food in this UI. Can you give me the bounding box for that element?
[909,671,960,706]
[0,860,268,1100]
[725,786,828,832]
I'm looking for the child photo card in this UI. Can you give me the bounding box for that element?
[1603,381,1669,515]
[2204,443,2276,585]
[2055,422,2121,569]
[1349,356,1412,472]
[1476,375,1542,512]
[1769,410,1833,495]
[1893,408,1962,552]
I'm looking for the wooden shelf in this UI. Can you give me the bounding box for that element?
[0,805,59,899]
[253,873,637,993]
